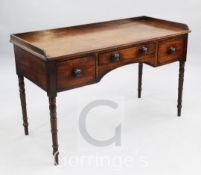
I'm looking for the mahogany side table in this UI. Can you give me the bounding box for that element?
[10,16,191,165]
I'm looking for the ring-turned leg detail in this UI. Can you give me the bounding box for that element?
[177,60,186,117]
[138,63,143,98]
[49,97,59,165]
[18,75,29,135]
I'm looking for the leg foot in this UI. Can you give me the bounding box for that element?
[18,75,29,135]
[138,63,143,98]
[49,97,59,165]
[177,60,186,117]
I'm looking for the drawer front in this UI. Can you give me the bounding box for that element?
[158,37,186,65]
[57,56,95,91]
[98,43,156,66]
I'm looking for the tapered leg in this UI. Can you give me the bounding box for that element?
[177,60,186,116]
[49,97,59,165]
[138,63,143,98]
[18,75,29,135]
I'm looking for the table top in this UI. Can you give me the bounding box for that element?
[10,16,190,60]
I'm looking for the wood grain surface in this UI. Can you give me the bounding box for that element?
[11,16,190,59]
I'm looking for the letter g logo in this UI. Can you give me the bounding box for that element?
[79,99,121,147]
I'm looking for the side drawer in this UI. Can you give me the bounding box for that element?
[57,56,95,91]
[158,37,186,65]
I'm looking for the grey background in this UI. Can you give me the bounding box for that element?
[0,0,201,58]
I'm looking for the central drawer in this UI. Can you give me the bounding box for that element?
[98,43,156,66]
[57,56,95,91]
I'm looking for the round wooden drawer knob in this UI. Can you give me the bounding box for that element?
[168,47,176,54]
[140,46,148,54]
[111,53,120,62]
[73,68,82,77]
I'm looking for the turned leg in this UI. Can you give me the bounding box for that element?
[177,60,186,116]
[138,63,143,98]
[18,75,29,135]
[49,97,59,165]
